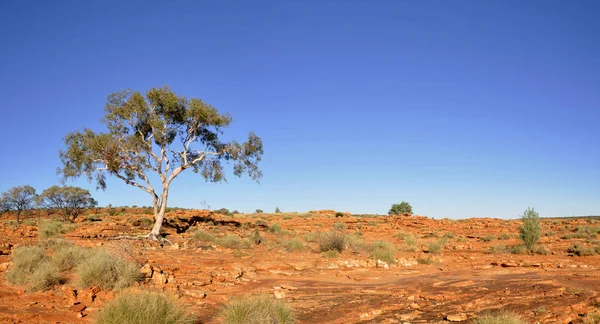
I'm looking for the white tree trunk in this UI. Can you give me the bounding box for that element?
[148,187,169,241]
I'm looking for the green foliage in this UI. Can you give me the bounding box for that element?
[335,212,344,217]
[487,245,509,254]
[332,222,346,231]
[472,310,526,324]
[269,223,282,234]
[480,235,496,242]
[282,238,304,252]
[5,246,47,286]
[395,231,407,240]
[255,209,263,214]
[96,290,195,324]
[369,241,397,264]
[519,207,541,251]
[346,233,366,253]
[402,234,418,252]
[1,185,37,224]
[220,294,296,324]
[51,244,90,271]
[321,250,340,258]
[498,233,512,240]
[58,86,263,236]
[215,235,251,249]
[318,231,346,253]
[192,229,215,242]
[428,238,447,254]
[76,250,141,290]
[38,219,73,239]
[567,243,600,256]
[38,186,97,222]
[303,232,321,243]
[388,201,412,215]
[275,207,281,213]
[214,208,231,215]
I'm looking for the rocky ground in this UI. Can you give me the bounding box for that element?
[1,209,599,323]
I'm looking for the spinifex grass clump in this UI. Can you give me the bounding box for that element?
[95,290,196,324]
[76,250,141,290]
[220,294,296,324]
[318,231,346,253]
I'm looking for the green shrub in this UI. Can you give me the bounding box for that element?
[216,235,251,249]
[28,262,64,292]
[428,238,446,254]
[567,243,598,256]
[255,209,263,214]
[369,241,396,264]
[214,208,231,215]
[335,212,344,217]
[443,232,456,239]
[318,231,346,253]
[472,310,526,324]
[403,234,418,252]
[275,207,281,213]
[139,218,153,229]
[321,250,340,258]
[304,232,321,243]
[346,233,366,253]
[395,231,406,240]
[332,222,346,231]
[6,246,47,286]
[220,294,295,324]
[51,244,90,271]
[487,245,508,254]
[417,257,433,264]
[76,250,141,290]
[498,233,512,240]
[388,201,412,215]
[480,235,495,242]
[192,229,215,242]
[96,290,195,324]
[269,223,282,234]
[519,207,541,251]
[38,220,69,239]
[282,238,304,252]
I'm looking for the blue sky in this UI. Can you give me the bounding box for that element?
[1,0,598,218]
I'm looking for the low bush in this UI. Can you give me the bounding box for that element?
[318,231,346,253]
[51,244,90,271]
[216,235,251,249]
[567,243,600,256]
[96,290,195,324]
[304,232,321,243]
[487,245,508,254]
[5,246,47,286]
[369,241,396,264]
[403,234,418,252]
[332,222,346,231]
[472,310,526,324]
[269,223,282,234]
[498,233,512,240]
[428,238,447,254]
[443,232,456,239]
[417,257,433,264]
[519,207,541,251]
[192,229,215,242]
[345,233,366,253]
[255,209,263,214]
[220,294,295,324]
[38,220,70,239]
[480,235,495,242]
[321,250,340,258]
[76,250,141,290]
[282,238,304,252]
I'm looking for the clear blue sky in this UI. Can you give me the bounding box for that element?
[1,0,598,218]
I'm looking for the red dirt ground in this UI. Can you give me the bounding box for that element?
[1,209,599,323]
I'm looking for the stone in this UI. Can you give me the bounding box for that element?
[409,302,420,309]
[274,287,286,299]
[153,272,168,285]
[140,264,153,278]
[446,313,468,322]
[69,303,86,312]
[377,260,389,269]
[501,261,518,268]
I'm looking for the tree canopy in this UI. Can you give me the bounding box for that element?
[59,86,263,239]
[0,185,37,224]
[37,186,97,222]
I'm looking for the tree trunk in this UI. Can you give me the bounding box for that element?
[16,210,21,225]
[148,188,169,241]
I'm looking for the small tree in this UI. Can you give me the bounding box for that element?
[255,209,263,214]
[275,207,281,213]
[520,207,541,251]
[59,86,263,240]
[1,185,37,224]
[38,186,97,222]
[388,201,412,215]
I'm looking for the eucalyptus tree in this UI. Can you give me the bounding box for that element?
[59,86,263,240]
[0,185,37,224]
